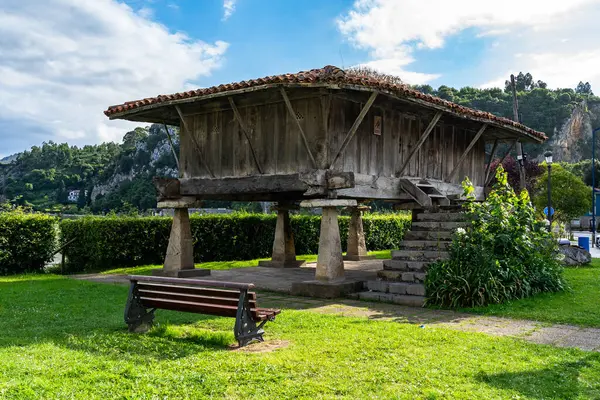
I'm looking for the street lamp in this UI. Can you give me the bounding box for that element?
[592,127,600,247]
[544,150,553,229]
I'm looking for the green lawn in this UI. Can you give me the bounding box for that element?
[101,250,392,276]
[462,259,600,327]
[1,275,600,399]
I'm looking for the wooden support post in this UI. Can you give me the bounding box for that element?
[446,124,488,182]
[330,91,378,168]
[162,123,180,170]
[152,208,210,278]
[258,204,305,268]
[397,112,442,176]
[484,139,499,185]
[486,140,516,186]
[175,105,215,178]
[344,205,374,261]
[280,88,318,169]
[228,97,264,174]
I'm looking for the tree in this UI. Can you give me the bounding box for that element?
[56,180,68,204]
[77,188,87,210]
[488,155,543,194]
[533,164,591,224]
[576,81,593,95]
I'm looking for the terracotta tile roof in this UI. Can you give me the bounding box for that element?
[104,65,546,141]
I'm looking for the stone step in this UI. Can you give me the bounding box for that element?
[416,212,466,222]
[357,291,425,307]
[404,231,453,241]
[423,206,463,214]
[382,259,429,272]
[367,280,426,294]
[391,249,449,261]
[377,269,427,282]
[398,240,450,250]
[411,221,468,231]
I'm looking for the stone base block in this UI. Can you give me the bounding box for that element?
[151,268,211,278]
[290,279,364,299]
[343,254,376,261]
[258,260,306,268]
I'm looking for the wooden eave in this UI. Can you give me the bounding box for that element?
[107,83,545,144]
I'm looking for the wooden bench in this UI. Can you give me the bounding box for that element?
[124,275,280,347]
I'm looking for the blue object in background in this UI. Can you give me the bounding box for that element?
[578,236,590,252]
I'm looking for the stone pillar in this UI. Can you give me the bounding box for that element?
[152,208,210,278]
[315,206,345,282]
[290,199,364,299]
[258,205,305,268]
[344,205,375,261]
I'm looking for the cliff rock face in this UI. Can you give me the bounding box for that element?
[551,101,600,162]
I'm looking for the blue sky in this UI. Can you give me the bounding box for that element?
[2,0,600,158]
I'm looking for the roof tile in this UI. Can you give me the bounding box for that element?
[104,65,546,140]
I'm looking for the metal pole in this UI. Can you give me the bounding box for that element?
[592,128,599,247]
[547,163,552,228]
[510,74,526,192]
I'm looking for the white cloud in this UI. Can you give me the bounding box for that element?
[338,0,600,86]
[0,0,228,152]
[223,0,236,20]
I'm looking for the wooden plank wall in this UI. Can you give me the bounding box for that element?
[179,94,486,186]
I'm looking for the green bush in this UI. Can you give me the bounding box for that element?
[60,213,411,273]
[425,167,565,308]
[0,211,57,275]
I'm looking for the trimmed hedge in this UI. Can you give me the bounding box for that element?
[60,213,410,273]
[0,212,57,275]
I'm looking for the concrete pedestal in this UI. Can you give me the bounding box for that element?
[344,206,375,261]
[258,207,305,268]
[152,208,210,278]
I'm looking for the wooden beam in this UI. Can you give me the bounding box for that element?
[330,91,378,168]
[446,124,488,183]
[484,139,499,185]
[320,94,332,167]
[397,111,442,176]
[280,87,318,168]
[227,97,264,174]
[486,140,516,186]
[162,123,180,170]
[174,105,215,178]
[179,171,355,197]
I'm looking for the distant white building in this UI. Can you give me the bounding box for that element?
[67,190,87,203]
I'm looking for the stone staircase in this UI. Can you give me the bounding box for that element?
[356,207,465,306]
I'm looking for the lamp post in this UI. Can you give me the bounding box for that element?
[592,127,600,247]
[544,151,553,229]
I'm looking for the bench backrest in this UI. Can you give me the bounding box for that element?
[128,275,264,320]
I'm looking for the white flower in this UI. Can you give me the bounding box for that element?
[456,227,466,235]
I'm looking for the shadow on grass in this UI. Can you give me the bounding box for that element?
[476,355,600,399]
[0,277,235,361]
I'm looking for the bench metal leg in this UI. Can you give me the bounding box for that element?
[124,282,155,333]
[234,289,267,347]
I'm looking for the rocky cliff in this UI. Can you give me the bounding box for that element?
[551,100,600,162]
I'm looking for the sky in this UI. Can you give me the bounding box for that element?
[2,0,600,158]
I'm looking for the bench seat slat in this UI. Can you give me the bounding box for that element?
[139,297,274,321]
[130,275,254,290]
[138,289,257,308]
[137,283,257,300]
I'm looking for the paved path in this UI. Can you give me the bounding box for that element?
[72,260,382,293]
[73,272,600,352]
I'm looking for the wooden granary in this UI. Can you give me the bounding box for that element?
[105,66,546,295]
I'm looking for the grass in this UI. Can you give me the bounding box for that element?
[461,259,600,327]
[101,250,392,276]
[1,275,600,399]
